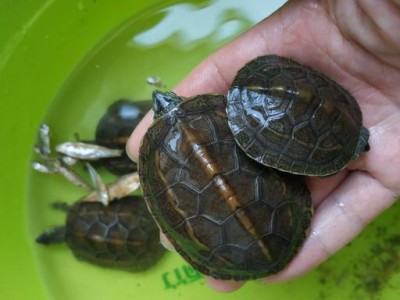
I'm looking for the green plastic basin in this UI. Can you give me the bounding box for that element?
[1,1,399,299]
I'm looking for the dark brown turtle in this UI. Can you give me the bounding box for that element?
[36,195,165,272]
[139,91,312,280]
[227,55,370,177]
[95,99,151,175]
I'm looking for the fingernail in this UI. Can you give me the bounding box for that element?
[254,279,269,285]
[160,234,176,252]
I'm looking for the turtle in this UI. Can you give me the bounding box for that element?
[94,99,151,175]
[36,195,165,272]
[226,55,370,177]
[139,91,312,280]
[33,127,165,272]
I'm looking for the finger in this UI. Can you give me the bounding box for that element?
[305,171,348,207]
[126,109,153,162]
[205,277,244,293]
[347,117,400,194]
[261,170,397,283]
[159,232,175,252]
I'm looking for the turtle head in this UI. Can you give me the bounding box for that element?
[152,90,183,119]
[352,126,370,160]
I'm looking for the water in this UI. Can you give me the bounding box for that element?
[27,0,400,299]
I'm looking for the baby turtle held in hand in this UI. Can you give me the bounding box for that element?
[139,91,312,280]
[227,55,369,177]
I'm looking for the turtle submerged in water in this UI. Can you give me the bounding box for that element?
[34,124,165,272]
[36,195,165,272]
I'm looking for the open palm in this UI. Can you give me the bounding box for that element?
[127,0,400,292]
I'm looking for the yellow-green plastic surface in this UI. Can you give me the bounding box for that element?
[1,1,399,299]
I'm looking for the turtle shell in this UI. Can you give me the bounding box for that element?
[95,99,151,175]
[65,195,165,271]
[139,92,312,280]
[227,55,369,176]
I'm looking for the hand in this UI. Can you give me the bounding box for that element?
[127,0,400,292]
